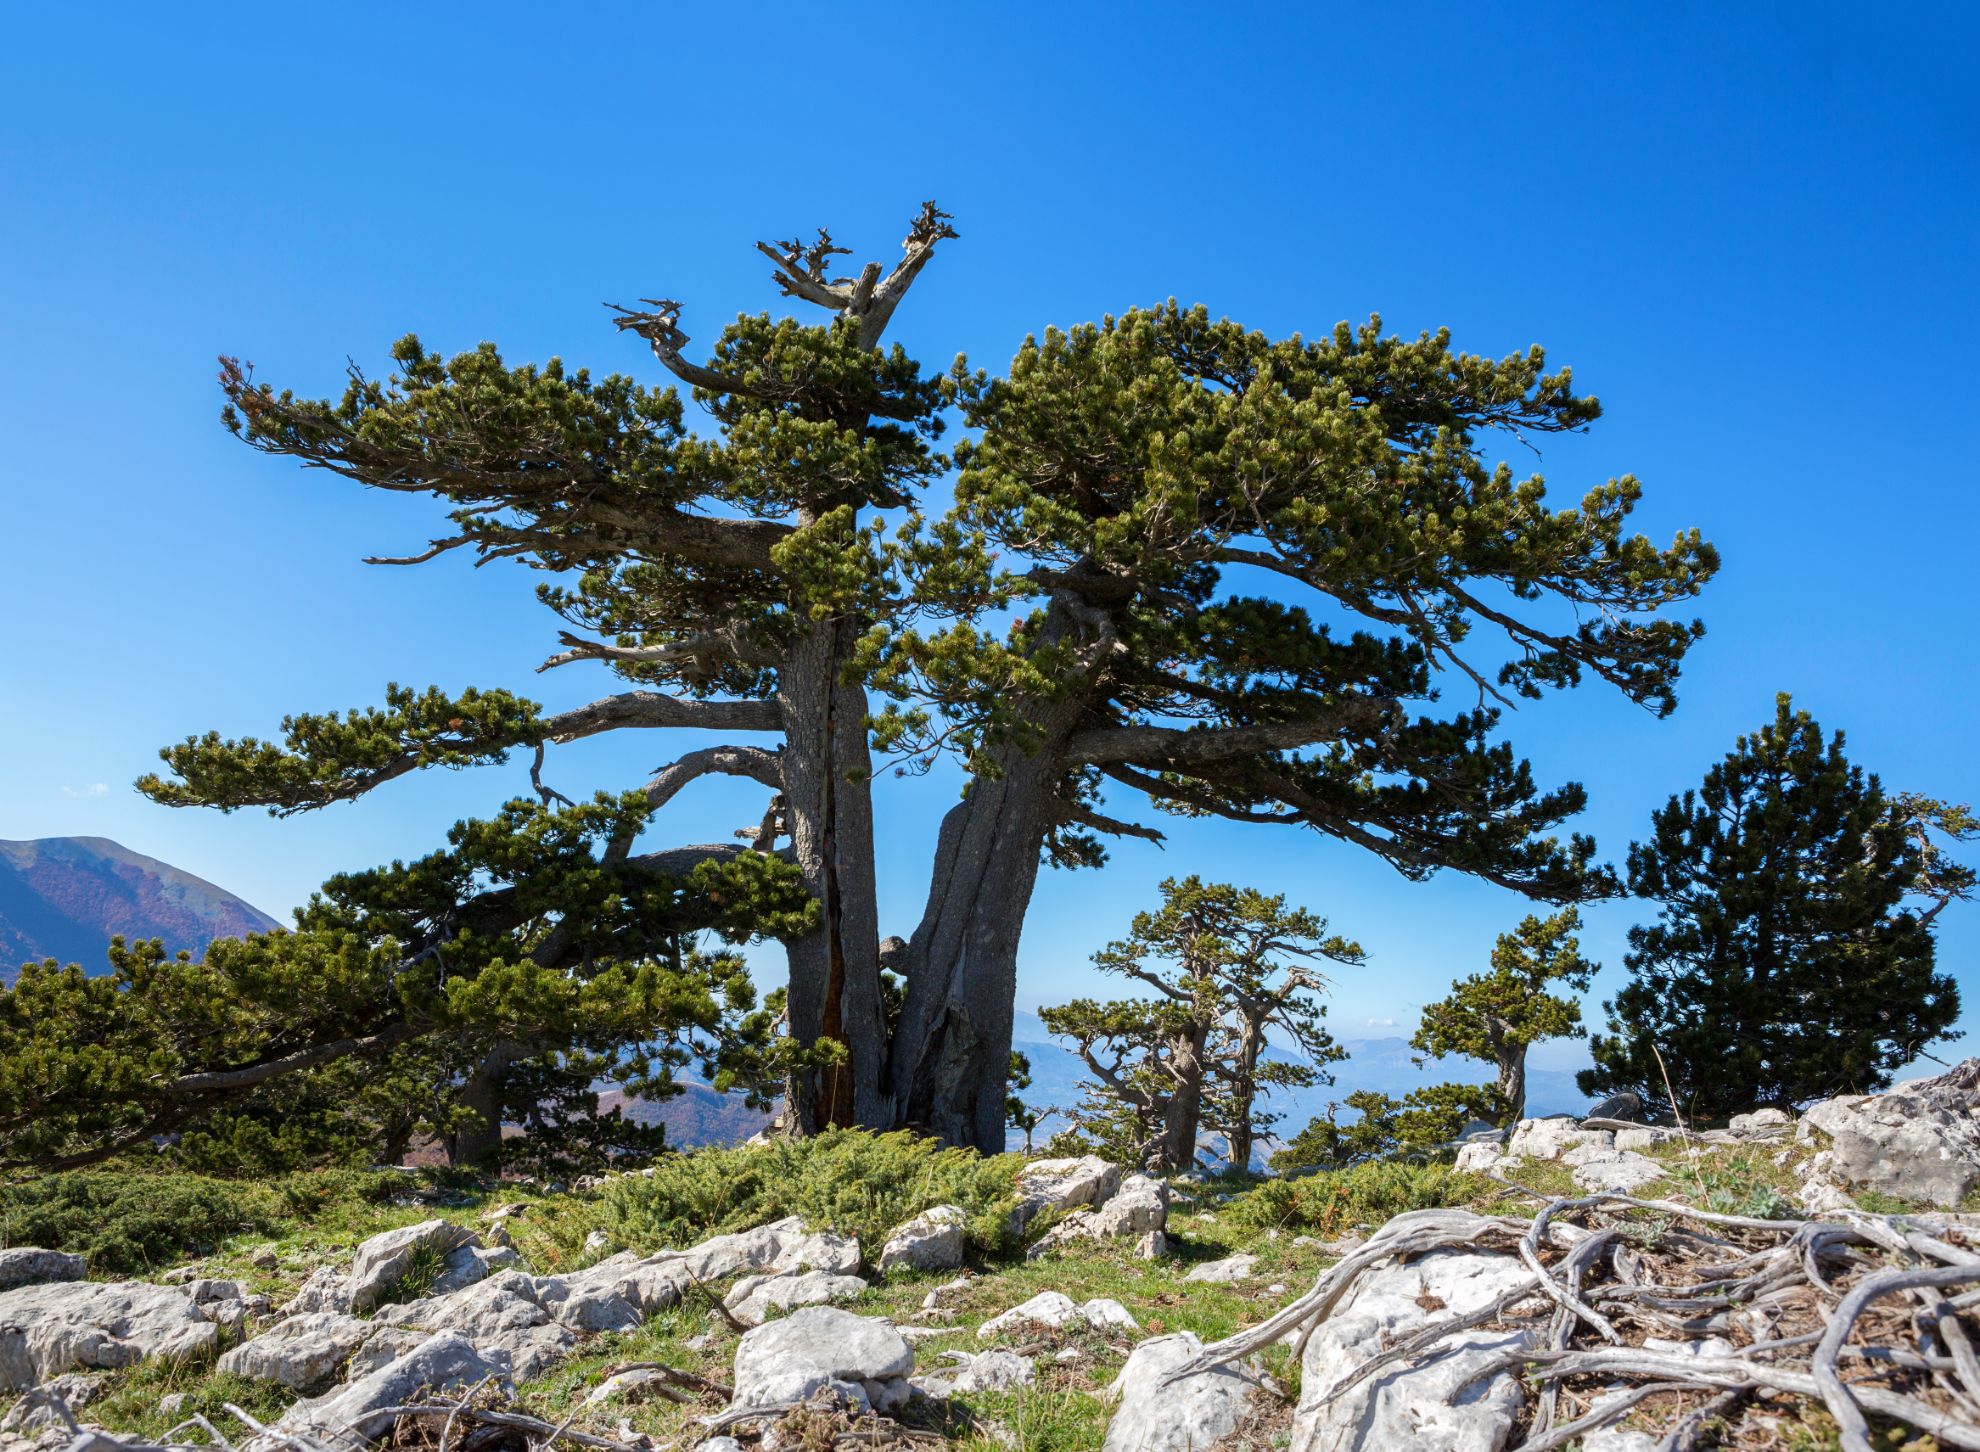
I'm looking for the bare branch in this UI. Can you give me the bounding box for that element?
[537,627,777,676]
[544,691,782,740]
[1067,702,1398,767]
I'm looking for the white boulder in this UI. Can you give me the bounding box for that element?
[217,1311,373,1391]
[1185,1253,1259,1284]
[1294,1222,1540,1451]
[1014,1156,1122,1230]
[978,1291,1139,1338]
[730,1306,914,1414]
[274,1332,508,1446]
[913,1348,1035,1397]
[0,1281,225,1390]
[1103,1332,1262,1452]
[0,1253,85,1293]
[877,1206,967,1273]
[347,1219,476,1312]
[723,1269,868,1327]
[1506,1118,1611,1162]
[1799,1060,1980,1207]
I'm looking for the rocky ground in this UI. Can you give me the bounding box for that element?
[11,1061,1980,1452]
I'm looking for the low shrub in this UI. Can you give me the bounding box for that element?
[1225,1159,1488,1238]
[0,1165,412,1275]
[599,1128,1026,1260]
[0,1170,282,1275]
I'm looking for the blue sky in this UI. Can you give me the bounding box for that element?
[2,4,1975,1073]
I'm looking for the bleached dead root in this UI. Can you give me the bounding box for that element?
[1168,1193,1980,1452]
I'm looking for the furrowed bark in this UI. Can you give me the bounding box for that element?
[777,618,887,1133]
[889,717,1082,1152]
[448,1043,523,1168]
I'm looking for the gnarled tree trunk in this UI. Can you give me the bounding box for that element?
[777,617,888,1133]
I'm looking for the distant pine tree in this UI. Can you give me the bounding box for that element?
[1581,695,1963,1119]
[1413,907,1594,1123]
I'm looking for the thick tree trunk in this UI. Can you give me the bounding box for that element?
[885,600,1102,1154]
[1225,1020,1265,1172]
[887,734,1074,1152]
[1497,1049,1528,1125]
[1153,1027,1209,1174]
[448,1043,522,1168]
[777,618,888,1133]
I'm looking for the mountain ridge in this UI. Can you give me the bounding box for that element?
[0,835,281,978]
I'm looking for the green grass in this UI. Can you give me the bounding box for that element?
[36,1131,1896,1451]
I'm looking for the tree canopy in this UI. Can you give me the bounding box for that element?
[1581,696,1964,1119]
[13,200,1719,1164]
[1412,907,1595,1122]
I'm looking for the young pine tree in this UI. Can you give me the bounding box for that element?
[1411,908,1594,1123]
[1042,877,1354,1172]
[1580,695,1964,1119]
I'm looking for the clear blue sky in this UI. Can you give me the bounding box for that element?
[3,4,1975,1070]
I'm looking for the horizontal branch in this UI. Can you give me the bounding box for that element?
[537,628,778,676]
[544,692,782,740]
[1066,703,1397,767]
[164,1023,421,1094]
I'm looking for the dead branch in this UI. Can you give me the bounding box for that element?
[1171,1197,1980,1451]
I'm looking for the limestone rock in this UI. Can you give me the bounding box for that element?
[1090,1175,1168,1239]
[1294,1220,1539,1452]
[1013,1156,1121,1231]
[1799,1061,1980,1208]
[1029,1174,1171,1260]
[218,1311,373,1392]
[283,1266,354,1316]
[0,1254,85,1294]
[1453,1142,1505,1174]
[1103,1332,1261,1452]
[1614,1127,1679,1153]
[274,1332,508,1446]
[978,1292,1138,1338]
[346,1327,428,1379]
[1081,1298,1139,1332]
[1184,1253,1258,1284]
[369,1272,575,1379]
[913,1348,1034,1397]
[0,1281,221,1390]
[877,1206,966,1274]
[669,1217,861,1283]
[1727,1108,1793,1140]
[0,1372,106,1433]
[347,1220,477,1312]
[979,1291,1081,1338]
[1567,1150,1667,1194]
[1506,1118,1611,1162]
[723,1270,868,1327]
[730,1306,914,1415]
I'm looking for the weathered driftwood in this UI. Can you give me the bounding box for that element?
[1170,1195,1980,1452]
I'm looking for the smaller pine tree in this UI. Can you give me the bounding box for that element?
[1041,877,1354,1171]
[1412,908,1594,1123]
[1581,695,1964,1119]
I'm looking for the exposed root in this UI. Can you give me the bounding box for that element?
[1170,1197,1980,1452]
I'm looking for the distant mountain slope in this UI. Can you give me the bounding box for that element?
[597,1084,775,1148]
[0,836,280,978]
